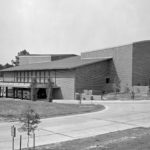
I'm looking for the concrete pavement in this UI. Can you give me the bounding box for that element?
[1,100,150,149]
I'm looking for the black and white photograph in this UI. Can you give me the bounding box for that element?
[0,0,150,149]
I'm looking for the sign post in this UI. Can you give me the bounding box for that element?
[19,135,22,150]
[11,125,16,150]
[33,132,35,149]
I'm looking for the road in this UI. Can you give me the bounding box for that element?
[0,100,150,150]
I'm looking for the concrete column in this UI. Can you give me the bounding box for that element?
[13,88,15,98]
[0,87,1,97]
[6,87,8,98]
[15,89,18,98]
[21,89,23,100]
[31,87,34,101]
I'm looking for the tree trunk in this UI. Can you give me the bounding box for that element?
[31,78,37,101]
[47,79,53,102]
[33,131,35,149]
[27,134,30,150]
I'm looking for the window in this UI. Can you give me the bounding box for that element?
[27,72,29,82]
[18,72,21,82]
[106,77,110,84]
[29,72,32,82]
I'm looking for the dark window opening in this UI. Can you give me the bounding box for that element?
[106,78,110,84]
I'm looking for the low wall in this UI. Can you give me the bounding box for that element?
[133,86,149,94]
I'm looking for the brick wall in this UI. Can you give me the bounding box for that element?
[133,41,150,86]
[75,60,112,94]
[81,44,133,91]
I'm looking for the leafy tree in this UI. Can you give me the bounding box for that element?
[0,63,13,77]
[124,84,130,93]
[113,77,121,94]
[0,64,3,70]
[18,106,40,149]
[0,63,13,70]
[3,63,13,69]
[0,64,3,77]
[12,49,30,66]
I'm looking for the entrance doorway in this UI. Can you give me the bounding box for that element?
[37,88,47,99]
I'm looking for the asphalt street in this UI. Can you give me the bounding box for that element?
[0,100,150,150]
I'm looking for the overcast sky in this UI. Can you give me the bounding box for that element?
[0,0,150,64]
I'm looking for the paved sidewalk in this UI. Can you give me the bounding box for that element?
[0,100,150,150]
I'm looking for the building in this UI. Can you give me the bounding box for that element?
[19,54,77,65]
[0,40,150,100]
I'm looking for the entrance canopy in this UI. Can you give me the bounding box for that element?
[0,82,30,88]
[0,82,60,89]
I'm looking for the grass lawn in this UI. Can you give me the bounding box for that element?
[0,98,104,122]
[28,127,150,150]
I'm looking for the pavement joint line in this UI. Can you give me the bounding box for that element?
[83,110,150,121]
[39,128,75,139]
[124,116,150,123]
[90,117,140,127]
[38,112,150,137]
[41,122,137,134]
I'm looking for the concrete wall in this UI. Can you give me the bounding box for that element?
[51,70,75,100]
[81,44,133,91]
[75,60,113,94]
[51,54,77,61]
[19,55,77,65]
[19,56,52,65]
[133,41,150,86]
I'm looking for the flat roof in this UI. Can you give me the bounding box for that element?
[19,54,77,57]
[1,56,111,72]
[81,40,150,54]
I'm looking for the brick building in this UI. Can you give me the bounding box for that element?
[0,40,150,100]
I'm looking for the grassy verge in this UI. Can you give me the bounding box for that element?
[27,127,150,150]
[0,98,104,122]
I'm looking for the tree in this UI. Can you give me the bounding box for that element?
[31,77,37,101]
[0,63,13,77]
[0,64,3,70]
[18,106,40,149]
[12,49,30,66]
[0,63,13,70]
[3,63,13,69]
[113,77,121,94]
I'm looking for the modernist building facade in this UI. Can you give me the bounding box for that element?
[0,40,150,100]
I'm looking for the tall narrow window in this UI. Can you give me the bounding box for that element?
[27,72,29,83]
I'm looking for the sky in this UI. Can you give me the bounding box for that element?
[0,0,150,64]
